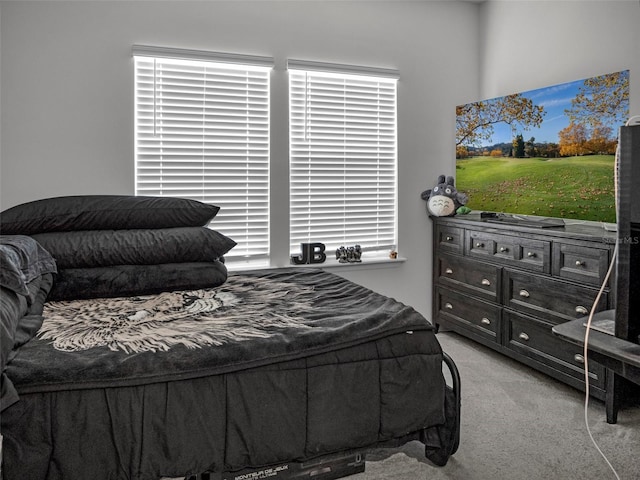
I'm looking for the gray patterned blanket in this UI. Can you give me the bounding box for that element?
[7,268,436,393]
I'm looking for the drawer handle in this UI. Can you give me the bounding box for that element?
[476,242,485,248]
[500,247,508,252]
[574,354,585,364]
[527,251,536,258]
[575,305,589,315]
[519,289,530,298]
[518,332,530,341]
[481,278,491,286]
[444,302,453,310]
[445,267,453,274]
[446,236,454,241]
[481,317,491,325]
[575,260,585,267]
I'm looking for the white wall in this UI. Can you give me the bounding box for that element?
[478,0,640,115]
[0,0,480,318]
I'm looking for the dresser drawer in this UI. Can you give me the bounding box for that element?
[504,269,608,324]
[466,230,551,274]
[436,287,500,341]
[436,254,500,301]
[504,310,605,389]
[435,225,464,254]
[553,242,611,287]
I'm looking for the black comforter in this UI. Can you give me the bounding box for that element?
[7,268,438,391]
[2,267,453,480]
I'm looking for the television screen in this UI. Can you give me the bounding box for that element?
[455,70,629,224]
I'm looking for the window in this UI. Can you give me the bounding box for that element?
[288,60,398,257]
[133,46,273,262]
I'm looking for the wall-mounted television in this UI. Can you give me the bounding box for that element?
[455,70,629,225]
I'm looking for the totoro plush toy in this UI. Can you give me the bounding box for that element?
[421,175,469,217]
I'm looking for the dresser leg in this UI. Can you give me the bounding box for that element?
[605,371,621,424]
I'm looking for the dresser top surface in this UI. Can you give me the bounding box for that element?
[433,213,616,244]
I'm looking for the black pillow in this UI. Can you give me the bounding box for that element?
[0,195,220,235]
[47,262,228,301]
[32,227,236,269]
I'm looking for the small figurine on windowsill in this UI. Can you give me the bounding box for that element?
[389,249,398,260]
[335,245,362,263]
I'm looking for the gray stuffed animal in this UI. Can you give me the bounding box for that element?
[421,175,468,217]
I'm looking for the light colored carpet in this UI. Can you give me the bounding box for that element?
[351,331,640,480]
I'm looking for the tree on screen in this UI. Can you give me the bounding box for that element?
[456,94,545,148]
[565,71,629,129]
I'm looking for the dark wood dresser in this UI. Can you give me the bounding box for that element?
[432,214,617,399]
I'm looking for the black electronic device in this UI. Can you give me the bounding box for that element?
[614,124,640,345]
[485,215,565,229]
[455,70,628,225]
[221,451,365,480]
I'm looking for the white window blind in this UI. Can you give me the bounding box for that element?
[133,46,273,261]
[288,62,398,256]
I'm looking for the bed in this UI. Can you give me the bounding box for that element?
[0,195,460,480]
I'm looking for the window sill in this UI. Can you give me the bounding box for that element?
[293,255,407,271]
[227,256,406,272]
